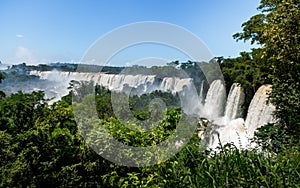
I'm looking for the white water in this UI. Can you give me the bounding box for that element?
[30,71,195,94]
[30,70,200,115]
[200,82,275,150]
[207,118,248,149]
[202,80,226,120]
[30,71,276,150]
[245,85,276,138]
[224,83,245,123]
[198,80,204,104]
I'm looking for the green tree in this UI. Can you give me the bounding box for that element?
[0,91,110,187]
[167,60,180,67]
[219,49,271,116]
[0,73,5,98]
[234,0,300,143]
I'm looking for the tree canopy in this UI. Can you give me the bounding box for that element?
[231,0,300,143]
[1,0,300,186]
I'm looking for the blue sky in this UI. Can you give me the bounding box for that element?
[0,0,260,66]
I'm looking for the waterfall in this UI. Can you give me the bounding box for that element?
[30,70,277,150]
[29,71,199,113]
[208,118,248,149]
[200,82,248,149]
[245,85,276,137]
[199,82,276,150]
[224,83,245,122]
[199,80,204,104]
[29,71,197,95]
[202,80,226,120]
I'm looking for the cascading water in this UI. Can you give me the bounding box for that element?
[30,71,195,95]
[30,70,276,150]
[202,80,226,120]
[245,84,276,137]
[29,71,201,115]
[199,80,204,104]
[224,83,245,123]
[200,83,276,150]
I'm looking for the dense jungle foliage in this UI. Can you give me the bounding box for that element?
[219,0,300,147]
[1,0,300,187]
[0,83,299,187]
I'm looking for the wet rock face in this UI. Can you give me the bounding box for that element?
[197,118,222,148]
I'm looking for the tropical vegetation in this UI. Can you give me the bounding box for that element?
[1,0,299,187]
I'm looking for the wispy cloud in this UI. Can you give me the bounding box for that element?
[16,34,24,38]
[15,46,36,63]
[14,46,52,65]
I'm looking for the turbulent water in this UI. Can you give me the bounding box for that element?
[200,81,275,149]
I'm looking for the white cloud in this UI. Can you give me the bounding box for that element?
[14,46,53,65]
[125,61,131,67]
[15,46,36,64]
[16,34,24,38]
